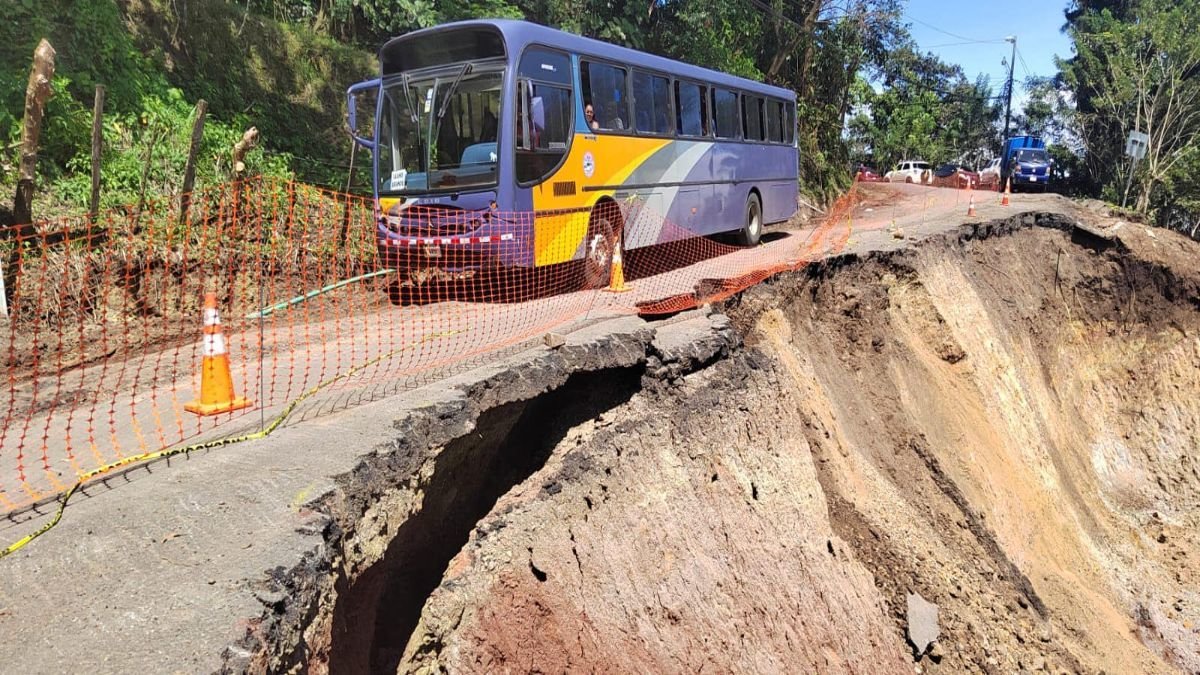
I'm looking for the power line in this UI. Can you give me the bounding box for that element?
[881,69,1003,98]
[1014,45,1035,81]
[742,0,808,29]
[743,0,847,32]
[925,40,1003,49]
[904,14,1005,45]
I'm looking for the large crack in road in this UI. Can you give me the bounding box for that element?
[304,206,1200,674]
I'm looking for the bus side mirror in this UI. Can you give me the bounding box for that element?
[346,79,380,150]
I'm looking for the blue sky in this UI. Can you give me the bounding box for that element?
[902,0,1074,101]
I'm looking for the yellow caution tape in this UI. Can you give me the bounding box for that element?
[0,329,462,561]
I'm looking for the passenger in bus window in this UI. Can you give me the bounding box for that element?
[480,109,497,142]
[584,102,600,131]
[601,101,624,130]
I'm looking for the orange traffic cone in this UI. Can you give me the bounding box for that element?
[1000,178,1011,206]
[967,191,977,217]
[605,241,632,293]
[185,292,252,416]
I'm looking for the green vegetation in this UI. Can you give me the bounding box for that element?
[1,0,374,215]
[847,47,1000,171]
[3,0,921,214]
[5,0,1196,234]
[1057,0,1200,235]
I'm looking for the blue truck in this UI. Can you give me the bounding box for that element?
[999,135,1052,191]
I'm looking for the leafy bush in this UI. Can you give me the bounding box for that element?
[53,89,293,211]
[1,0,372,218]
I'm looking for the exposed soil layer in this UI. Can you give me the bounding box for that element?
[304,210,1200,674]
[326,366,644,674]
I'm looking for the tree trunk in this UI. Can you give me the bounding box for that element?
[768,0,822,86]
[225,128,258,309]
[6,39,56,312]
[11,39,55,228]
[1135,176,1152,213]
[231,126,259,179]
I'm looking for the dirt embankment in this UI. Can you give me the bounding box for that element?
[286,210,1200,674]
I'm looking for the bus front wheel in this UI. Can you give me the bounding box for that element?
[583,204,619,289]
[737,193,763,246]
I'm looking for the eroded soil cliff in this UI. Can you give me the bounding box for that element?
[311,211,1200,674]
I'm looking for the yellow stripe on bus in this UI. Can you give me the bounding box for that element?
[532,134,668,266]
[376,135,671,268]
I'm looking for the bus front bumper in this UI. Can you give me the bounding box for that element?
[376,231,519,273]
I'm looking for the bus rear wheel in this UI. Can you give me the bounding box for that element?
[583,204,619,289]
[736,193,763,246]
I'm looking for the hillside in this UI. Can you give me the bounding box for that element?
[1,0,376,215]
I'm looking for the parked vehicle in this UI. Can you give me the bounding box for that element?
[979,157,1002,189]
[884,160,933,184]
[999,136,1052,191]
[854,164,882,182]
[931,163,979,189]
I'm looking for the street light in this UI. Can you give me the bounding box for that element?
[1002,36,1016,142]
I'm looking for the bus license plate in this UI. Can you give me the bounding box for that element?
[423,245,441,258]
[1030,176,1038,182]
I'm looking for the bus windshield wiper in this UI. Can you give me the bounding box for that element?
[397,73,426,173]
[399,73,419,124]
[437,63,473,120]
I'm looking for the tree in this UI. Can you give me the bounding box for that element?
[1060,0,1200,213]
[1013,77,1058,138]
[847,45,1000,171]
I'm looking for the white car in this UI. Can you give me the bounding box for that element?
[979,158,1002,188]
[884,160,933,184]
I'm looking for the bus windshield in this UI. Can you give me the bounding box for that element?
[377,66,503,195]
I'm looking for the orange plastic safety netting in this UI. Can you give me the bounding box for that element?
[0,177,860,513]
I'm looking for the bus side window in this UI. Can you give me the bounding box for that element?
[675,81,708,137]
[515,82,572,184]
[582,61,629,132]
[632,70,672,135]
[515,46,574,184]
[766,99,783,143]
[742,95,764,142]
[786,102,796,144]
[712,88,740,140]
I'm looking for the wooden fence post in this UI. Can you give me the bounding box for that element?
[133,128,162,230]
[179,98,207,224]
[338,142,357,246]
[6,39,56,311]
[89,85,105,220]
[225,127,258,308]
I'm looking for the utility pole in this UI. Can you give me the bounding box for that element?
[1001,35,1016,141]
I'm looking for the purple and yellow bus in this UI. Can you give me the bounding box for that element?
[346,19,798,291]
